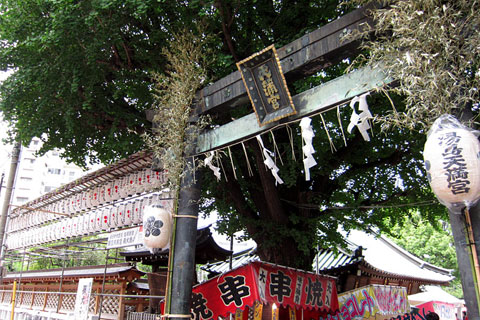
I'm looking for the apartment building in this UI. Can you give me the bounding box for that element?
[10,138,87,206]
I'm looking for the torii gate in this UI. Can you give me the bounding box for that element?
[161,4,480,320]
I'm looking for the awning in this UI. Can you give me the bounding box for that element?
[190,261,339,320]
[320,285,410,320]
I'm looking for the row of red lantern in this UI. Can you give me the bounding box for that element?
[6,193,173,250]
[8,169,167,233]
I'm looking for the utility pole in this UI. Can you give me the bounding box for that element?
[0,140,22,272]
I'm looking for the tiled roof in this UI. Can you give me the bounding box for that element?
[201,247,258,275]
[2,263,143,282]
[202,229,453,285]
[338,229,453,284]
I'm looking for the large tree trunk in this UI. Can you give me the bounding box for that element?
[220,140,317,271]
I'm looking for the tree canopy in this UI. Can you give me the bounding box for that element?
[0,0,473,271]
[387,212,462,298]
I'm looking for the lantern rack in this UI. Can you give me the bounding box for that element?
[5,150,172,251]
[10,150,154,217]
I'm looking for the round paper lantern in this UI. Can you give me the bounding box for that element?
[143,205,172,251]
[424,115,480,210]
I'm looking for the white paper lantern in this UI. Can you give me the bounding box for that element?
[152,171,165,188]
[119,176,129,198]
[424,115,480,210]
[116,204,126,227]
[143,205,172,251]
[143,168,155,192]
[92,210,100,231]
[109,206,118,228]
[132,199,143,225]
[70,216,78,237]
[104,182,113,203]
[85,190,92,209]
[74,193,82,212]
[98,209,108,230]
[87,211,96,233]
[91,186,100,207]
[47,225,55,242]
[124,202,133,225]
[123,173,134,196]
[135,170,146,193]
[112,178,122,201]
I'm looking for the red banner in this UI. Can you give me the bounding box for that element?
[191,261,339,320]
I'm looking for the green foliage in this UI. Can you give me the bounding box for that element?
[0,0,463,272]
[387,211,463,298]
[0,0,200,166]
[201,88,446,269]
[347,0,480,130]
[0,0,347,168]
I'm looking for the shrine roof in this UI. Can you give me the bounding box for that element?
[202,229,453,285]
[120,225,232,265]
[1,263,144,283]
[327,229,454,284]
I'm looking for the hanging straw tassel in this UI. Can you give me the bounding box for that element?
[241,142,254,177]
[285,125,296,161]
[319,113,337,153]
[228,146,238,180]
[217,152,228,182]
[270,131,284,166]
[337,105,347,147]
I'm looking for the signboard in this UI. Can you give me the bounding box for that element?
[190,261,339,320]
[74,278,93,320]
[320,285,410,320]
[237,45,296,126]
[107,226,143,249]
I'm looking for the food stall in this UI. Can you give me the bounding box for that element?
[186,261,339,320]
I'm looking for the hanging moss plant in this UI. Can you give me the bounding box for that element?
[348,0,480,130]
